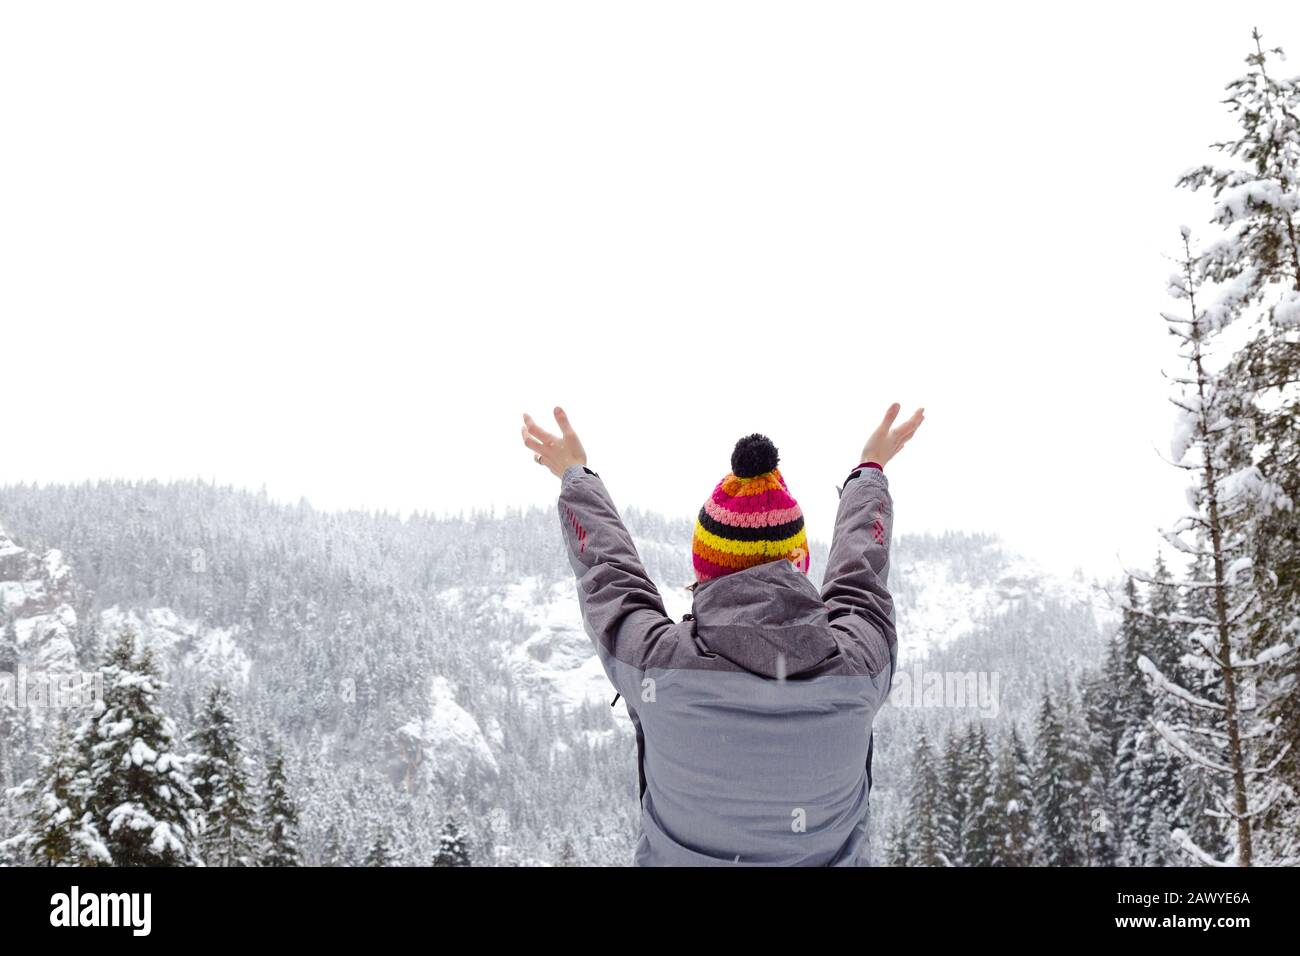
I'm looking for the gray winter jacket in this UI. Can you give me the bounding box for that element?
[557,462,896,866]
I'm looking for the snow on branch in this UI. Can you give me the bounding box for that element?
[1231,642,1294,669]
[1275,289,1300,328]
[1140,656,1227,713]
[1159,529,1209,557]
[1243,741,1293,780]
[1153,719,1234,774]
[1171,828,1234,867]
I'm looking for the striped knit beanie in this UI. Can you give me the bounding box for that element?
[691,434,810,583]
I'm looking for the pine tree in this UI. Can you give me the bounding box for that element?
[364,826,394,867]
[556,836,576,867]
[961,725,998,867]
[1111,576,1150,863]
[1111,561,1190,864]
[4,720,109,866]
[1139,224,1294,866]
[1175,552,1233,861]
[433,816,472,867]
[321,822,345,867]
[905,733,945,867]
[1165,28,1300,866]
[1033,683,1081,866]
[1133,560,1189,863]
[938,728,970,866]
[993,727,1035,866]
[1144,804,1176,866]
[1146,562,1190,813]
[76,629,201,866]
[189,686,258,867]
[885,816,911,867]
[0,616,17,673]
[260,747,300,866]
[1078,674,1117,866]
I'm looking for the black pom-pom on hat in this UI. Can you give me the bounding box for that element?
[730,433,780,478]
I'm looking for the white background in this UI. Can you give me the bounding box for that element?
[4,1,1297,578]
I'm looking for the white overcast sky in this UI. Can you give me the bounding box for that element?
[3,1,1297,580]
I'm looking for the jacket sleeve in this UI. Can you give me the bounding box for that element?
[556,464,674,697]
[820,465,897,679]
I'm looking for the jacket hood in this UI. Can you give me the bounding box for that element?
[691,559,838,679]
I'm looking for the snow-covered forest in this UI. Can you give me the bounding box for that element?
[0,481,1121,865]
[879,31,1300,868]
[0,29,1297,868]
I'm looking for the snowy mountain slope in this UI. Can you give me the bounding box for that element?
[457,532,1114,734]
[448,574,693,723]
[0,523,79,673]
[0,483,1118,865]
[394,675,499,786]
[890,543,1114,664]
[99,605,252,689]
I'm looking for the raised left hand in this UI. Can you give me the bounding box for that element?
[521,406,588,479]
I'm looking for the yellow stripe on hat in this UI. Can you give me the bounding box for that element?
[692,520,808,558]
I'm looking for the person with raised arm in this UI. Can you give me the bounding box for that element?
[521,403,924,866]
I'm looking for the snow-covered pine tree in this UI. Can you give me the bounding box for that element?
[321,822,345,867]
[885,817,912,867]
[1145,804,1176,866]
[992,726,1035,867]
[432,815,472,867]
[1032,682,1081,866]
[76,629,202,866]
[961,725,998,867]
[1170,28,1300,866]
[905,733,945,867]
[1077,675,1117,866]
[556,836,576,867]
[364,826,393,867]
[3,719,109,866]
[260,747,300,866]
[1112,561,1190,864]
[189,685,258,867]
[1138,225,1295,866]
[938,728,970,866]
[1176,553,1234,860]
[1138,559,1189,858]
[1109,576,1150,864]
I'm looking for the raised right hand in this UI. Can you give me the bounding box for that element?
[859,403,925,468]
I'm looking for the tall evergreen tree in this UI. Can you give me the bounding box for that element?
[1167,28,1300,866]
[992,727,1035,867]
[1033,683,1081,866]
[905,733,945,867]
[1112,560,1189,864]
[189,685,258,867]
[1140,224,1294,866]
[4,720,109,866]
[1137,559,1188,860]
[433,815,472,867]
[1175,552,1233,861]
[321,822,345,867]
[364,826,394,867]
[260,747,300,867]
[961,725,998,867]
[885,816,911,868]
[75,630,201,866]
[938,728,970,866]
[1077,676,1117,866]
